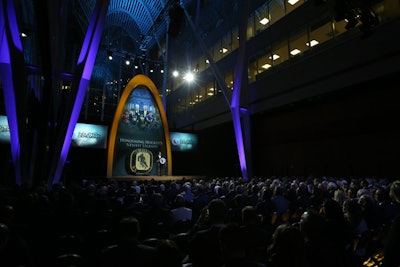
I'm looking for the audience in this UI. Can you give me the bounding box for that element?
[382,180,400,267]
[0,175,398,267]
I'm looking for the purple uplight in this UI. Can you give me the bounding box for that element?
[5,0,22,51]
[231,59,247,180]
[52,0,109,185]
[0,0,23,185]
[0,66,22,185]
[53,78,90,184]
[231,88,248,180]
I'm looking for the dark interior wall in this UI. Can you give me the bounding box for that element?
[251,77,400,179]
[66,147,108,180]
[0,143,13,185]
[193,122,239,177]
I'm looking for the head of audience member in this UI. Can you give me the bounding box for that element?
[207,198,228,225]
[241,206,261,225]
[358,194,375,211]
[267,223,306,267]
[116,216,140,242]
[389,180,400,204]
[300,209,326,241]
[219,222,246,262]
[151,192,165,208]
[322,198,345,221]
[0,223,9,250]
[154,239,184,267]
[273,185,284,197]
[0,205,15,226]
[333,189,347,206]
[373,187,388,203]
[173,194,186,208]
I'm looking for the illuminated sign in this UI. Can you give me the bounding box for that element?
[0,115,10,143]
[0,116,107,149]
[71,123,108,149]
[170,132,198,152]
[107,74,172,177]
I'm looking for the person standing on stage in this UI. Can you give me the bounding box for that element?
[156,151,166,176]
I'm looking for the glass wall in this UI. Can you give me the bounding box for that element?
[170,0,399,115]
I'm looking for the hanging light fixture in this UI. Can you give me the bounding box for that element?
[107,50,113,60]
[125,54,131,65]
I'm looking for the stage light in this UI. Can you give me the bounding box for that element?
[125,55,130,65]
[183,71,195,82]
[107,50,113,60]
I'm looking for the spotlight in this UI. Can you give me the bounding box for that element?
[183,71,195,82]
[125,55,130,65]
[107,50,113,60]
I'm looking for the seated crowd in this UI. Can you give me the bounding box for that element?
[0,175,399,267]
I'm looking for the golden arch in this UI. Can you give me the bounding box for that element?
[107,74,172,177]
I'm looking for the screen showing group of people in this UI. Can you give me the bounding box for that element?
[121,103,161,130]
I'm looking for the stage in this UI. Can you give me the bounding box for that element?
[102,175,204,182]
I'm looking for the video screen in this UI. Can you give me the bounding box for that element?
[0,115,10,143]
[170,132,198,152]
[71,123,108,149]
[0,117,108,149]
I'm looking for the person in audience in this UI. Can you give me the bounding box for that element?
[300,209,332,267]
[270,185,289,214]
[240,205,271,263]
[0,222,34,267]
[256,187,276,230]
[170,194,193,224]
[358,193,384,230]
[373,186,397,224]
[169,194,193,235]
[97,216,157,267]
[181,183,195,204]
[343,198,369,237]
[187,198,228,267]
[191,182,212,219]
[267,223,307,267]
[382,180,400,267]
[219,222,267,267]
[140,192,171,239]
[153,238,185,267]
[321,198,353,266]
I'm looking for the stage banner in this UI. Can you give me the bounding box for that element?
[107,74,171,177]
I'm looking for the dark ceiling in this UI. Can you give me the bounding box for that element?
[79,0,183,86]
[11,0,191,88]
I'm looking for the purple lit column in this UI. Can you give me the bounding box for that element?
[48,0,110,186]
[230,1,250,180]
[181,1,250,180]
[0,0,26,186]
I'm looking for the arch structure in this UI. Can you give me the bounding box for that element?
[107,74,171,178]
